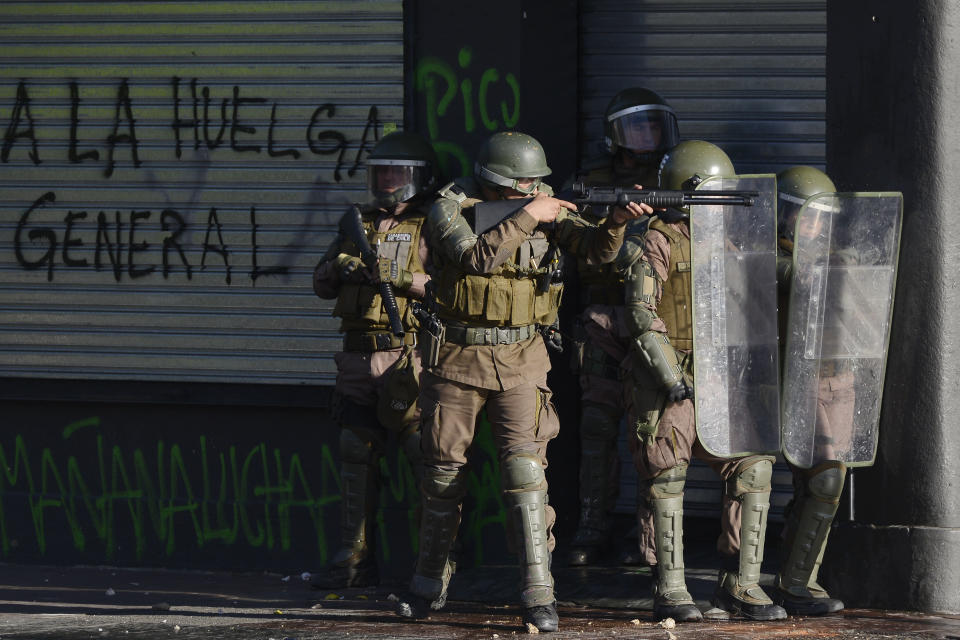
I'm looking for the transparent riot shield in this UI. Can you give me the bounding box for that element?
[692,175,781,458]
[781,192,903,469]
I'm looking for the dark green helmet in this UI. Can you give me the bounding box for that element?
[658,140,734,216]
[776,165,836,242]
[604,87,680,162]
[474,131,552,195]
[366,131,439,207]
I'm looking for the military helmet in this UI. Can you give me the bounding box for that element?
[657,140,734,216]
[604,87,680,162]
[658,140,734,190]
[474,131,552,195]
[776,165,836,242]
[366,131,439,208]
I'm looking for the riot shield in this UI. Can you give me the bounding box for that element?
[781,192,903,469]
[692,175,781,458]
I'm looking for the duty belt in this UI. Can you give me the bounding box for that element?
[444,324,538,346]
[343,331,417,352]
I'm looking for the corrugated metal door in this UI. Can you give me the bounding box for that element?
[577,0,826,519]
[0,1,403,385]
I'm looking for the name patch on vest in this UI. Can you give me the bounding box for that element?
[386,232,412,242]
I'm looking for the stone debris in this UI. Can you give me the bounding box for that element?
[659,617,676,629]
[525,622,539,634]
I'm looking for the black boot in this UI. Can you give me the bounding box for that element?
[523,602,559,632]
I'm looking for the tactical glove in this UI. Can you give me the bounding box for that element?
[333,253,364,281]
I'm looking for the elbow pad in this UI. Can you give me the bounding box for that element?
[623,257,660,336]
[633,331,685,391]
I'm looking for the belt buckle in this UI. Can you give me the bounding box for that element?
[375,333,393,350]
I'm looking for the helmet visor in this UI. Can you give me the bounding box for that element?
[367,159,429,204]
[475,163,542,194]
[607,106,679,154]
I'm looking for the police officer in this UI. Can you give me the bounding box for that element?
[395,131,651,632]
[312,131,438,588]
[618,140,787,622]
[567,87,680,567]
[772,166,848,616]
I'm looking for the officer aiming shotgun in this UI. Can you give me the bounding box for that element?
[562,181,757,210]
[339,204,405,337]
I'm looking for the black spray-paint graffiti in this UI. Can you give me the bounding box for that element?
[0,417,507,567]
[14,191,285,284]
[2,78,380,182]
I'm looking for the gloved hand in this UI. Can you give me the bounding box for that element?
[333,253,365,281]
[544,328,564,353]
[377,257,413,290]
[666,378,694,403]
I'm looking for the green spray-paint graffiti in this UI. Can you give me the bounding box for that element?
[0,416,507,566]
[416,46,521,178]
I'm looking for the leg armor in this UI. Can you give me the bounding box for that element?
[311,406,383,590]
[570,401,621,562]
[714,456,787,621]
[502,453,555,608]
[334,425,379,567]
[410,467,467,605]
[775,462,847,615]
[648,463,702,622]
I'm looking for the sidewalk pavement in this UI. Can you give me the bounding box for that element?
[1,560,958,639]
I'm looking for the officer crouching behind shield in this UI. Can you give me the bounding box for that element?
[311,131,439,589]
[393,131,652,633]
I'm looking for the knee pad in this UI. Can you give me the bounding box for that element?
[729,456,774,497]
[340,428,375,465]
[806,461,847,503]
[422,468,468,501]
[501,453,547,493]
[648,463,687,500]
[580,402,622,441]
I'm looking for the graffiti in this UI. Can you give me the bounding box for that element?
[2,77,380,184]
[415,46,521,177]
[0,416,507,567]
[13,192,287,284]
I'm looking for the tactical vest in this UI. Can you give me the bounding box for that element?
[648,219,692,350]
[332,210,426,332]
[576,163,659,306]
[433,199,563,328]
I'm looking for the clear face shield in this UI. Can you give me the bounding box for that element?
[367,159,430,207]
[778,191,833,243]
[607,106,680,156]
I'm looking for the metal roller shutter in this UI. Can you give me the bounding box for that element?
[578,0,826,173]
[578,0,826,519]
[0,0,403,385]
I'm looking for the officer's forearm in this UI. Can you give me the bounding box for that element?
[581,216,627,265]
[459,209,538,274]
[313,260,340,299]
[407,272,431,299]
